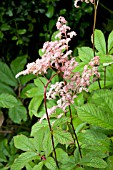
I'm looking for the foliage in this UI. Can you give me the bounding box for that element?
[1,1,113,170]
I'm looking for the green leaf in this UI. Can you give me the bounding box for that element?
[10,55,28,75]
[17,29,26,35]
[78,129,110,152]
[106,155,113,170]
[45,5,54,18]
[78,47,94,62]
[0,61,17,87]
[20,74,36,85]
[33,128,45,153]
[11,152,39,170]
[53,129,73,144]
[56,148,68,163]
[20,83,35,99]
[108,30,113,53]
[51,71,59,84]
[94,29,106,54]
[44,157,57,170]
[6,9,13,16]
[59,156,76,170]
[1,24,10,31]
[99,54,113,64]
[28,95,43,118]
[79,156,107,168]
[0,82,15,95]
[51,31,60,41]
[53,117,70,129]
[0,93,17,108]
[0,152,7,162]
[12,36,17,40]
[88,80,113,92]
[43,130,53,157]
[34,77,47,92]
[72,62,87,73]
[0,31,4,39]
[38,49,45,57]
[77,103,113,130]
[26,87,40,98]
[14,135,35,151]
[9,104,27,124]
[89,89,113,116]
[31,121,48,136]
[32,162,44,170]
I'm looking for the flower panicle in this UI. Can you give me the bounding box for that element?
[15,16,77,78]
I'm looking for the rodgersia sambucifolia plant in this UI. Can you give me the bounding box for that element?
[12,0,113,169]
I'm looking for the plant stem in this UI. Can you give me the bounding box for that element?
[98,78,101,89]
[99,2,113,14]
[69,106,82,159]
[104,66,106,88]
[92,0,99,56]
[44,73,59,168]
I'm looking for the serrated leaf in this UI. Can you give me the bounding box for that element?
[53,117,70,129]
[14,135,35,151]
[72,62,87,73]
[56,148,68,163]
[33,128,45,153]
[0,152,7,162]
[51,71,59,84]
[34,77,47,91]
[89,89,113,116]
[59,156,76,170]
[20,83,35,99]
[44,157,57,170]
[0,61,17,87]
[78,129,110,152]
[32,162,44,170]
[106,155,113,170]
[77,103,113,130]
[108,30,113,53]
[26,87,40,98]
[11,152,39,170]
[88,80,113,92]
[78,47,94,62]
[10,55,28,75]
[31,121,48,136]
[99,54,113,64]
[43,130,53,157]
[53,129,73,144]
[0,82,15,95]
[9,104,27,124]
[94,29,106,54]
[20,74,36,85]
[28,95,43,118]
[79,156,107,168]
[0,93,17,108]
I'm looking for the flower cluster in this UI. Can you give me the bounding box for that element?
[16,16,77,78]
[16,16,100,122]
[74,0,94,8]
